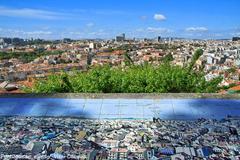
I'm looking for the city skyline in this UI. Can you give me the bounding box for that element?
[0,0,240,39]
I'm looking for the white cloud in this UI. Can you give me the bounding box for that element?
[185,27,208,32]
[0,6,68,20]
[89,29,107,36]
[140,16,147,20]
[136,28,144,32]
[69,31,82,35]
[135,27,172,36]
[86,23,94,27]
[0,28,53,38]
[154,14,166,21]
[146,27,171,33]
[24,31,52,35]
[231,32,240,37]
[68,29,107,38]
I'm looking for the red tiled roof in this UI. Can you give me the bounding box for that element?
[229,85,240,91]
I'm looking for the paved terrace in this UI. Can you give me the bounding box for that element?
[0,94,240,120]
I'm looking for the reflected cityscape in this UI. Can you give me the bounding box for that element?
[0,98,240,159]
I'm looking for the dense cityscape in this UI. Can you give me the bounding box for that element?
[0,116,239,160]
[1,35,240,93]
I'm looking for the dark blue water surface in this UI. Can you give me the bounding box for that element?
[0,98,240,120]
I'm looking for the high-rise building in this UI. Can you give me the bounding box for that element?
[157,36,161,42]
[89,42,97,50]
[116,33,126,42]
[122,33,125,40]
[63,38,72,43]
[0,38,4,44]
[232,37,240,41]
[0,38,12,44]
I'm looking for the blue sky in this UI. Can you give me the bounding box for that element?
[0,0,240,39]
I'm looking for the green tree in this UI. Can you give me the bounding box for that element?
[31,73,73,93]
[227,67,236,74]
[124,53,134,66]
[161,54,174,63]
[188,48,203,71]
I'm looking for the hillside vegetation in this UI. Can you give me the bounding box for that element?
[29,49,222,93]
